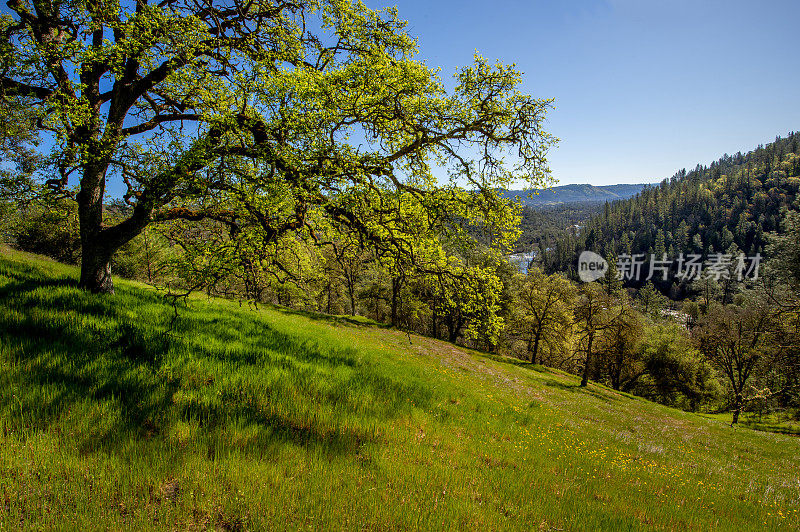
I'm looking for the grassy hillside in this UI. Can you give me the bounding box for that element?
[1,249,799,531]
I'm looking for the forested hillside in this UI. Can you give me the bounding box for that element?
[514,202,602,253]
[541,132,800,292]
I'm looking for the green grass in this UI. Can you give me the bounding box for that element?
[698,412,800,436]
[1,248,799,531]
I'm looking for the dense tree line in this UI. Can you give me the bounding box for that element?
[542,132,800,298]
[514,202,602,253]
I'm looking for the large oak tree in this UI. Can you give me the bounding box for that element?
[0,0,554,293]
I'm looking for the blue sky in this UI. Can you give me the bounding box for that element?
[366,0,800,186]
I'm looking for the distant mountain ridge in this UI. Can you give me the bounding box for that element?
[540,131,800,284]
[503,183,649,206]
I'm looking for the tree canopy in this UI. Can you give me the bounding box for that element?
[0,0,555,292]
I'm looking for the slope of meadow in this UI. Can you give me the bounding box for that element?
[1,248,799,531]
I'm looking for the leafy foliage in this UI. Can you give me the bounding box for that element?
[0,0,555,292]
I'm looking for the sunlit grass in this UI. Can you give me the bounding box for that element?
[1,248,799,530]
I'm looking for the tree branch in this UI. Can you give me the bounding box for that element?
[0,77,52,100]
[121,113,202,136]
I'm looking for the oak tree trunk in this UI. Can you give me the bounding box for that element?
[79,241,116,294]
[76,159,148,294]
[581,332,594,387]
[530,330,541,364]
[77,163,116,294]
[731,393,744,425]
[390,277,401,326]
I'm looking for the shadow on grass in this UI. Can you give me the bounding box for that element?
[480,353,564,375]
[476,352,622,404]
[275,305,393,330]
[0,262,77,295]
[538,378,619,403]
[0,255,429,459]
[743,424,800,436]
[698,412,800,436]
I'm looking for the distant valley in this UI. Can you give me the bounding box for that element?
[503,182,650,206]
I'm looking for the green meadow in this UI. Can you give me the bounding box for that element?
[1,248,798,531]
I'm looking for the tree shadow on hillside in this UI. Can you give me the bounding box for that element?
[0,263,77,296]
[539,378,619,403]
[480,353,557,374]
[275,305,392,329]
[179,312,363,369]
[0,268,426,460]
[475,352,621,404]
